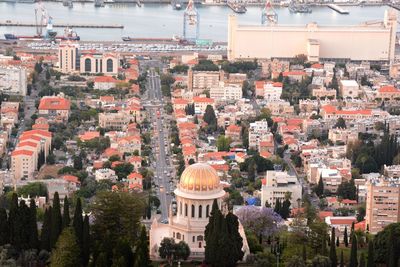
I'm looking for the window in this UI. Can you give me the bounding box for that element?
[192,236,195,242]
[84,58,91,72]
[185,204,188,217]
[198,205,202,218]
[173,232,175,238]
[197,235,203,241]
[180,202,182,215]
[107,59,113,73]
[176,233,181,240]
[191,204,195,218]
[206,205,210,218]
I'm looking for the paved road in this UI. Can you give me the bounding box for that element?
[146,67,173,222]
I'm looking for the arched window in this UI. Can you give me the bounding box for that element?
[84,58,91,72]
[185,204,188,217]
[176,233,181,240]
[198,205,202,218]
[180,202,182,215]
[192,236,195,243]
[206,205,210,218]
[191,204,195,218]
[107,58,113,73]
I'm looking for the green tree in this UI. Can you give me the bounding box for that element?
[62,196,70,229]
[8,193,19,247]
[340,250,344,267]
[175,241,191,262]
[344,226,349,247]
[41,206,52,251]
[336,236,339,247]
[73,155,83,170]
[0,208,9,245]
[82,215,90,266]
[205,199,223,265]
[359,252,366,267]
[217,135,232,152]
[337,180,357,200]
[203,105,217,132]
[315,176,324,197]
[329,227,337,267]
[29,198,39,250]
[373,223,400,265]
[349,234,358,267]
[280,198,291,219]
[51,192,62,248]
[334,117,347,129]
[72,198,83,246]
[50,227,81,267]
[225,212,244,265]
[134,225,151,267]
[158,237,176,265]
[367,240,374,267]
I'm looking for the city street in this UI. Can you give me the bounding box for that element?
[145,67,174,223]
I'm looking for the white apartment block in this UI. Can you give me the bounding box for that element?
[210,82,242,101]
[248,120,270,150]
[384,165,400,178]
[95,168,117,181]
[261,171,302,207]
[0,66,27,96]
[339,80,360,99]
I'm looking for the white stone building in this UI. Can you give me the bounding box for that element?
[0,66,27,96]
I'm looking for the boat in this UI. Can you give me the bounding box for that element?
[94,0,105,7]
[4,33,18,40]
[122,36,132,42]
[227,0,247,13]
[172,0,182,10]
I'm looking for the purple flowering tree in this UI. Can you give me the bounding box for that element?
[236,206,284,238]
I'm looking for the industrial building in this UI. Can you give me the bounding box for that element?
[227,9,397,62]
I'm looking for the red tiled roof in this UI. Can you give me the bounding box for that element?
[38,97,70,111]
[94,76,117,83]
[17,141,39,148]
[329,218,357,225]
[79,131,100,141]
[283,71,306,77]
[193,96,214,104]
[62,175,80,184]
[11,149,34,157]
[128,172,143,179]
[378,85,400,93]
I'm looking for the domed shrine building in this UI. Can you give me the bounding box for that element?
[149,163,249,259]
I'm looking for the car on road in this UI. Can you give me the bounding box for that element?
[161,219,168,224]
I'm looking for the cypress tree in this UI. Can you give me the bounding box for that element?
[329,227,337,267]
[349,234,358,267]
[340,250,344,267]
[205,199,222,265]
[62,196,70,229]
[8,193,18,246]
[134,225,151,267]
[388,229,398,267]
[281,199,291,219]
[217,216,232,267]
[0,208,9,245]
[82,215,90,267]
[51,192,62,248]
[367,240,374,267]
[73,198,83,246]
[359,252,366,267]
[225,212,244,265]
[274,198,281,215]
[336,236,339,247]
[344,226,349,247]
[41,206,52,251]
[302,243,307,262]
[16,200,31,249]
[29,198,39,250]
[95,252,108,267]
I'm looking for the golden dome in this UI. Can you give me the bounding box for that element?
[179,163,220,192]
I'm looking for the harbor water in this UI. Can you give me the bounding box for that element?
[0,2,390,41]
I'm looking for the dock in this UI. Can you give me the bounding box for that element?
[327,4,349,14]
[0,22,124,29]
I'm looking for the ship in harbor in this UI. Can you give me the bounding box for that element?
[289,2,312,13]
[172,0,182,10]
[227,0,247,14]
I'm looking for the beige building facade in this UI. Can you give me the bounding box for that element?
[58,42,79,73]
[227,10,397,62]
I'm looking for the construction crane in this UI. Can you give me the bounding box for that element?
[261,0,278,25]
[183,0,199,40]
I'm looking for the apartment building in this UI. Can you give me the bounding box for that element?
[328,128,359,144]
[366,176,400,234]
[377,85,400,100]
[255,81,283,101]
[312,87,336,99]
[209,82,242,101]
[38,95,71,122]
[0,66,27,96]
[11,150,35,182]
[99,112,130,130]
[248,120,270,150]
[188,69,224,95]
[339,80,359,99]
[193,96,215,115]
[58,42,79,73]
[383,164,400,178]
[261,171,302,207]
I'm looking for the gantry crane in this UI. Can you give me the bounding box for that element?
[261,0,278,25]
[183,0,199,40]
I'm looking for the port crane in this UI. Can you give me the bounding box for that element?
[183,0,199,40]
[34,2,57,40]
[261,0,278,25]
